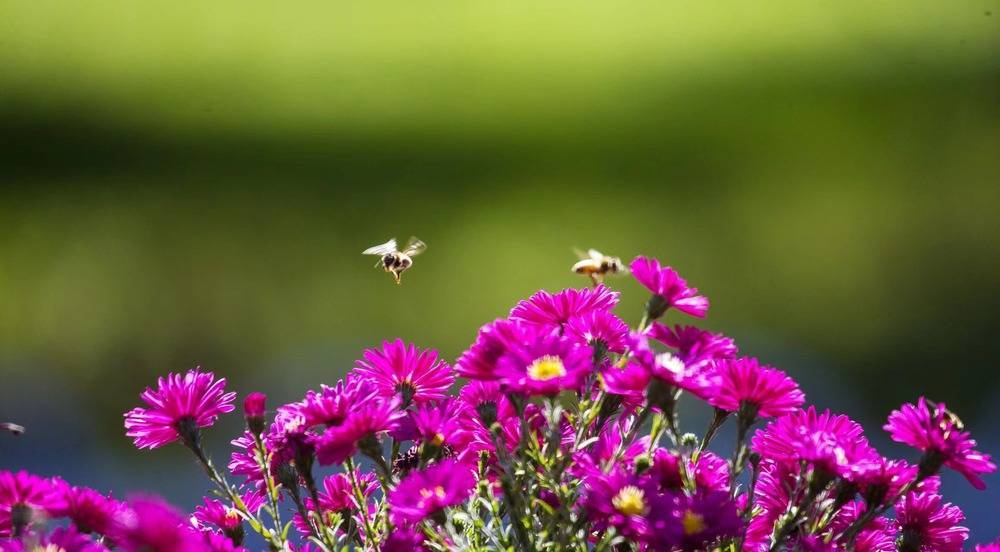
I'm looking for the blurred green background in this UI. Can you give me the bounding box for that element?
[2,0,1000,540]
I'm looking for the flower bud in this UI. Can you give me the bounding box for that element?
[243,392,267,435]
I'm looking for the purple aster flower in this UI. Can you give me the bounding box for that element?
[0,526,107,552]
[111,495,209,552]
[509,286,618,330]
[405,399,473,451]
[599,361,649,412]
[382,526,427,551]
[650,448,730,494]
[580,465,658,542]
[294,470,376,537]
[849,457,919,508]
[123,368,236,449]
[494,329,593,396]
[751,407,877,479]
[455,318,525,381]
[744,460,798,551]
[648,491,742,551]
[647,323,738,370]
[202,530,247,552]
[895,492,968,552]
[242,392,266,434]
[457,380,512,427]
[571,421,648,476]
[826,501,896,552]
[354,339,454,406]
[0,471,64,537]
[884,397,996,489]
[629,256,709,319]
[388,460,475,525]
[565,310,629,354]
[51,481,124,536]
[313,394,404,465]
[705,357,804,419]
[191,498,241,535]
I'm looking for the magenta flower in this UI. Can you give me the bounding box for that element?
[884,397,995,489]
[0,471,64,537]
[895,492,968,552]
[52,481,124,536]
[825,501,896,552]
[647,323,738,370]
[388,460,475,525]
[629,256,709,318]
[406,399,473,450]
[705,357,804,419]
[580,465,658,541]
[318,470,375,513]
[744,460,798,551]
[509,286,618,330]
[123,368,236,449]
[457,380,512,426]
[455,318,526,380]
[354,339,454,406]
[751,407,877,479]
[111,496,209,552]
[565,309,629,354]
[494,329,593,396]
[0,526,106,552]
[191,498,241,534]
[382,527,427,552]
[313,395,404,465]
[648,491,742,552]
[849,457,919,507]
[571,421,648,476]
[651,448,730,494]
[976,539,1000,552]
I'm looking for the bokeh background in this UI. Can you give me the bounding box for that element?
[2,0,1000,542]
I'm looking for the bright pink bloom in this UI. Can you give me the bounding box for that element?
[191,498,241,533]
[388,460,475,525]
[0,471,64,537]
[509,286,618,329]
[580,465,659,541]
[647,323,738,370]
[895,492,968,552]
[629,256,709,318]
[111,496,209,552]
[494,330,593,396]
[651,448,730,494]
[313,395,404,465]
[0,526,107,552]
[751,407,877,478]
[123,368,236,449]
[455,319,526,380]
[884,397,995,489]
[382,527,427,551]
[52,481,124,536]
[565,310,629,353]
[354,339,454,406]
[705,357,804,419]
[976,539,1000,552]
[648,491,742,552]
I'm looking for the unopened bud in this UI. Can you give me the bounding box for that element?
[243,392,267,435]
[634,455,652,475]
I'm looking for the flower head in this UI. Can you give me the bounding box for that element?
[191,498,241,534]
[751,407,877,479]
[565,310,629,354]
[647,323,738,370]
[976,539,1000,552]
[354,340,454,407]
[494,330,593,396]
[0,526,107,552]
[314,394,404,465]
[457,380,512,427]
[884,397,995,489]
[509,286,618,330]
[649,491,742,552]
[895,492,968,552]
[124,368,236,449]
[630,257,709,318]
[455,319,526,380]
[0,471,64,537]
[388,460,475,525]
[51,481,123,536]
[706,357,804,419]
[651,448,730,494]
[111,496,208,552]
[580,466,658,541]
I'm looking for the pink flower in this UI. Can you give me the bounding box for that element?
[976,539,1000,552]
[629,257,709,318]
[354,339,454,406]
[111,496,209,552]
[648,491,741,552]
[650,448,730,494]
[751,407,877,479]
[191,498,241,534]
[509,286,619,330]
[494,330,593,396]
[705,357,804,419]
[0,526,106,552]
[565,310,629,354]
[895,492,968,552]
[455,319,526,380]
[457,380,512,426]
[580,465,659,541]
[0,471,64,537]
[51,481,124,537]
[647,323,737,370]
[388,460,475,525]
[884,397,995,489]
[313,395,404,465]
[124,368,236,449]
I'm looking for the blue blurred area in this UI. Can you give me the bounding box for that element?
[2,0,1000,542]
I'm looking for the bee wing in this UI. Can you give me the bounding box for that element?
[587,249,605,261]
[572,247,590,260]
[362,238,397,256]
[402,236,426,257]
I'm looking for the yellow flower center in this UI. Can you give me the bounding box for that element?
[431,433,445,446]
[419,486,447,501]
[682,510,706,535]
[612,485,647,516]
[527,355,566,381]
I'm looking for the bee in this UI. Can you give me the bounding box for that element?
[1,422,24,436]
[362,237,426,284]
[572,248,628,286]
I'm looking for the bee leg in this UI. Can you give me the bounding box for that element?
[589,274,600,287]
[392,271,402,285]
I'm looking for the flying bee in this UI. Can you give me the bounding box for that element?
[362,237,426,284]
[572,248,628,286]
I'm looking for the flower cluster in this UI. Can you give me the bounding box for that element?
[3,255,996,551]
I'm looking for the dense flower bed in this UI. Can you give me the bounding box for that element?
[2,255,997,551]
